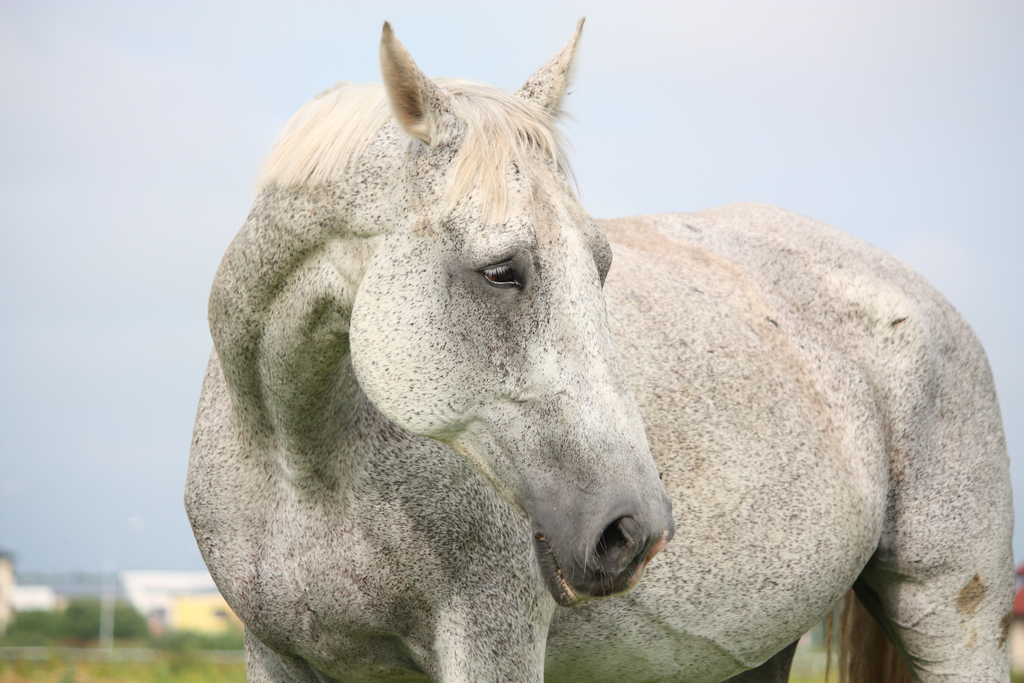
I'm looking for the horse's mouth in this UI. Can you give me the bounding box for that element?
[532,530,669,607]
[533,533,582,607]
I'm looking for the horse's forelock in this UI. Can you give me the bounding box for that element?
[255,82,392,191]
[255,79,572,224]
[443,79,572,223]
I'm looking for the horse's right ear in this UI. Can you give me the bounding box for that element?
[380,22,452,146]
[515,18,584,117]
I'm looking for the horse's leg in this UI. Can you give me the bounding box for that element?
[722,641,799,683]
[846,318,1014,682]
[848,556,1012,683]
[245,631,329,683]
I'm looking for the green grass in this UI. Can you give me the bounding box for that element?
[3,655,1021,683]
[0,658,245,683]
[3,659,827,683]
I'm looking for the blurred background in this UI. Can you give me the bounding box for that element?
[1,0,1021,674]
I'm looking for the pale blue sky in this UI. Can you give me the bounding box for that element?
[1,1,1021,573]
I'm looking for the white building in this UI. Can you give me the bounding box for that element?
[9,584,58,612]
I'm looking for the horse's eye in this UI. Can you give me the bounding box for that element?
[482,262,521,288]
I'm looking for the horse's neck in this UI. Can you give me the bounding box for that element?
[211,185,384,477]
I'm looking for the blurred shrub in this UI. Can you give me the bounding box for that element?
[150,628,245,652]
[0,609,60,645]
[0,598,148,645]
[1,597,244,652]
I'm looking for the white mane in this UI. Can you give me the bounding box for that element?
[256,79,572,222]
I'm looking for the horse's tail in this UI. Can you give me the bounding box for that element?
[827,590,913,683]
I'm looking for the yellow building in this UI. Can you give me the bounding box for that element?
[121,570,242,636]
[172,592,242,634]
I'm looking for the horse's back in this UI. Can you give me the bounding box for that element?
[543,204,1012,682]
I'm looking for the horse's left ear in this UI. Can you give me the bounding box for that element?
[380,22,453,145]
[515,18,584,116]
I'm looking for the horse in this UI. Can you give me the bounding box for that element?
[185,20,1014,683]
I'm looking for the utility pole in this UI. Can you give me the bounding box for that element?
[99,541,115,651]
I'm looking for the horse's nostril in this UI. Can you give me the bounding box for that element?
[595,516,643,574]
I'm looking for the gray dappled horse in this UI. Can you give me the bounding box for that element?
[186,21,1014,683]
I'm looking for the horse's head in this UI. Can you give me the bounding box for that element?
[338,22,674,606]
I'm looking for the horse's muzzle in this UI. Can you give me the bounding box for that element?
[531,494,675,606]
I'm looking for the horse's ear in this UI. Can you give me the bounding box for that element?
[515,18,584,116]
[380,22,452,145]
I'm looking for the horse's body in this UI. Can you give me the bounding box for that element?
[546,206,1013,682]
[186,22,1014,683]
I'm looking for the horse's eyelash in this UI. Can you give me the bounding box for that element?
[483,263,520,287]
